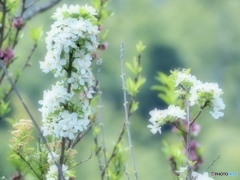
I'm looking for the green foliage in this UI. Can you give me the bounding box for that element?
[92,0,113,23]
[6,0,19,13]
[162,141,185,171]
[136,41,146,54]
[108,143,126,180]
[151,72,176,105]
[29,26,43,43]
[0,100,11,117]
[126,57,142,76]
[125,42,146,114]
[125,76,145,97]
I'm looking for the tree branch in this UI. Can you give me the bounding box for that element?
[22,0,62,21]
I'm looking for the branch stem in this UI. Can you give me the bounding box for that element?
[119,41,138,180]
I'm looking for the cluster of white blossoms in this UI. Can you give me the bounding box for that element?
[173,69,225,119]
[39,4,99,140]
[147,105,186,134]
[148,69,225,134]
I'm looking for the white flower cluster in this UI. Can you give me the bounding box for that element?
[148,69,225,134]
[39,4,99,140]
[147,105,186,134]
[173,69,225,119]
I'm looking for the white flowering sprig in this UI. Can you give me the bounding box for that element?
[147,105,186,134]
[149,69,225,180]
[39,4,100,179]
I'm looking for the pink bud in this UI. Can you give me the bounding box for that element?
[1,47,15,64]
[12,17,23,29]
[98,42,108,51]
[92,52,98,60]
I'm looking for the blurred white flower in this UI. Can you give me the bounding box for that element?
[189,82,225,119]
[148,105,186,134]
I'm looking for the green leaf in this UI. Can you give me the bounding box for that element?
[7,0,19,13]
[0,100,11,117]
[29,26,43,43]
[130,101,139,114]
[151,72,176,105]
[136,41,146,53]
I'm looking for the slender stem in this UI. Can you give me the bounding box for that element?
[12,0,26,49]
[58,52,73,180]
[120,41,138,180]
[204,155,220,172]
[14,150,42,180]
[101,122,126,178]
[0,0,6,49]
[97,59,108,178]
[169,122,187,134]
[190,110,202,125]
[4,44,37,99]
[186,101,192,180]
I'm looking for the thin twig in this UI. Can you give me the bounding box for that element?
[14,150,42,180]
[120,41,138,180]
[22,0,62,21]
[101,121,126,178]
[72,125,92,148]
[169,122,187,134]
[190,110,202,125]
[97,59,108,177]
[185,100,192,180]
[69,150,93,170]
[4,44,37,99]
[204,155,220,172]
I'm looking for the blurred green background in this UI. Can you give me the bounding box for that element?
[1,0,240,179]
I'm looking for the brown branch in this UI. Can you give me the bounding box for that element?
[169,122,187,134]
[190,110,202,125]
[69,150,93,170]
[101,121,126,179]
[72,125,92,148]
[22,0,62,21]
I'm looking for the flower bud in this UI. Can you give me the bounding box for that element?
[0,47,15,64]
[12,17,24,29]
[98,42,108,51]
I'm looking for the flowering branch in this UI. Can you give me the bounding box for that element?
[148,69,225,179]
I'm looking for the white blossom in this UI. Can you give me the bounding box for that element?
[172,69,200,90]
[147,122,161,134]
[148,105,186,134]
[189,82,225,119]
[39,4,99,139]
